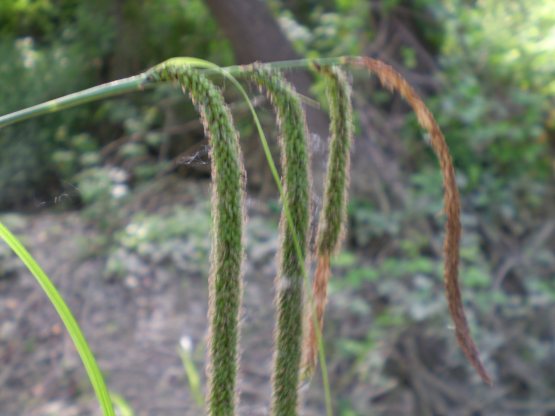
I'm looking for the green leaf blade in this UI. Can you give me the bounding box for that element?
[0,222,115,416]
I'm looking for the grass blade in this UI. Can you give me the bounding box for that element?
[110,392,134,416]
[0,222,115,416]
[178,339,204,408]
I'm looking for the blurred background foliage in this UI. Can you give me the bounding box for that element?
[0,0,232,209]
[0,0,554,414]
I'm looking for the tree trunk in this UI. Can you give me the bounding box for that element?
[203,0,329,141]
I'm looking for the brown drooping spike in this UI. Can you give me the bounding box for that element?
[346,56,492,385]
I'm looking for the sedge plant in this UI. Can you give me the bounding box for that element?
[0,55,492,416]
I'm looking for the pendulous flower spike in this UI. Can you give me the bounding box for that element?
[346,56,492,385]
[303,66,353,378]
[150,64,247,415]
[245,65,311,416]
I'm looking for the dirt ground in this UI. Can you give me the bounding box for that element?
[3,178,555,416]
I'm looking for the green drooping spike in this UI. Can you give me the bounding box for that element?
[316,66,353,255]
[150,64,245,416]
[245,65,311,416]
[303,65,354,378]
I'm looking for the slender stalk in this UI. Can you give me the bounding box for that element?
[0,58,346,129]
[0,75,149,128]
[223,57,344,74]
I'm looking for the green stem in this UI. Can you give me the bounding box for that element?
[0,74,149,128]
[0,58,349,129]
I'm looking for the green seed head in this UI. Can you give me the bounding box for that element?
[245,65,311,416]
[316,66,353,256]
[151,64,246,416]
[303,65,353,378]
